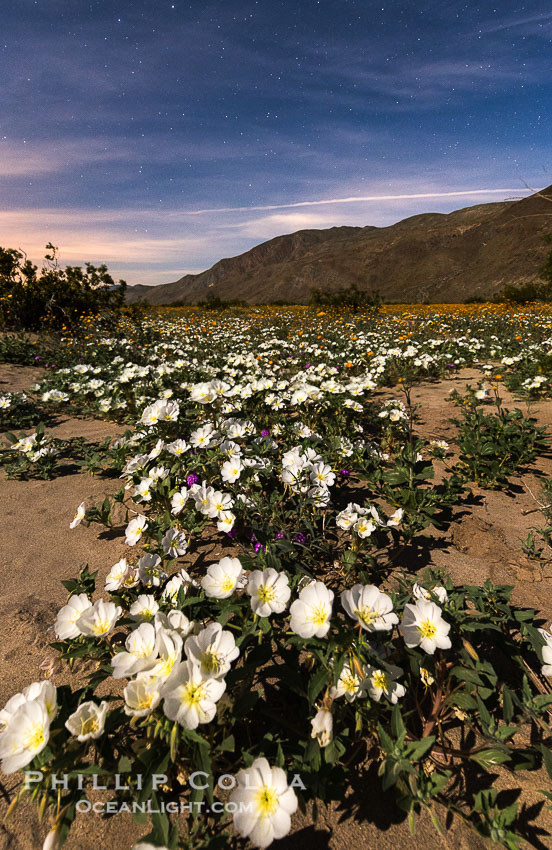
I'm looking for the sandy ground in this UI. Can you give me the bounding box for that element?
[0,365,551,850]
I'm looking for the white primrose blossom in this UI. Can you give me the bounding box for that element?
[184,622,240,679]
[310,709,333,747]
[289,581,334,639]
[0,700,51,773]
[55,593,92,639]
[69,501,86,529]
[201,556,244,599]
[413,582,449,605]
[162,527,188,557]
[161,660,226,728]
[400,599,452,654]
[125,515,148,546]
[76,599,122,638]
[65,701,108,741]
[539,627,552,676]
[363,662,406,704]
[129,594,160,622]
[229,757,298,849]
[341,584,398,632]
[246,568,291,617]
[111,622,159,679]
[124,676,162,718]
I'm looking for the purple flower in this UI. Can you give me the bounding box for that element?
[340,469,350,477]
[226,528,237,539]
[261,429,270,437]
[274,531,286,539]
[186,473,199,487]
[305,363,310,369]
[34,355,40,361]
[293,533,307,544]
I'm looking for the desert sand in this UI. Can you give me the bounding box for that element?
[1,363,551,850]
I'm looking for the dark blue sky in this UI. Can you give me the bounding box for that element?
[1,0,550,284]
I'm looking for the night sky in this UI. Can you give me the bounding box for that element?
[1,1,550,285]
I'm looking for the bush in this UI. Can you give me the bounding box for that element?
[0,244,127,333]
[310,283,382,312]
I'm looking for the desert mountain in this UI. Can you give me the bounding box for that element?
[125,185,552,304]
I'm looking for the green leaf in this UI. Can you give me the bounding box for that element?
[470,748,511,769]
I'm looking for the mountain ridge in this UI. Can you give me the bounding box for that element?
[125,186,552,304]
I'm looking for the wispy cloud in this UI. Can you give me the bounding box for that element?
[182,188,531,216]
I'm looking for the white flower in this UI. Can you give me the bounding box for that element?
[309,462,335,488]
[133,477,154,503]
[386,508,404,528]
[132,844,169,850]
[54,593,92,639]
[124,677,161,717]
[413,583,448,605]
[171,487,189,515]
[138,553,166,587]
[310,708,333,748]
[0,700,51,773]
[69,501,85,529]
[129,594,160,622]
[289,581,334,639]
[156,609,194,638]
[161,569,194,603]
[65,701,108,741]
[399,599,452,654]
[162,527,188,558]
[329,663,367,702]
[341,584,398,632]
[185,622,239,679]
[201,556,244,599]
[166,438,190,456]
[221,458,243,483]
[105,558,137,592]
[190,382,217,404]
[229,757,298,849]
[76,599,122,638]
[162,660,226,728]
[217,510,236,533]
[111,622,158,679]
[542,644,552,677]
[540,629,552,676]
[0,682,57,733]
[336,507,358,530]
[363,662,406,703]
[246,569,291,617]
[353,514,377,538]
[125,515,148,546]
[147,629,183,684]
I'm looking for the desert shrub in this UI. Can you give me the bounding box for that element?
[0,244,127,333]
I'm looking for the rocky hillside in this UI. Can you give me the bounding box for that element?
[126,185,552,304]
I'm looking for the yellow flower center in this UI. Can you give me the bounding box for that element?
[419,619,437,640]
[93,619,111,635]
[257,585,276,604]
[80,716,99,736]
[341,671,359,694]
[181,682,206,708]
[309,604,328,628]
[24,723,45,751]
[201,650,222,674]
[372,670,389,691]
[136,692,155,710]
[254,786,278,819]
[354,606,376,627]
[221,577,236,594]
